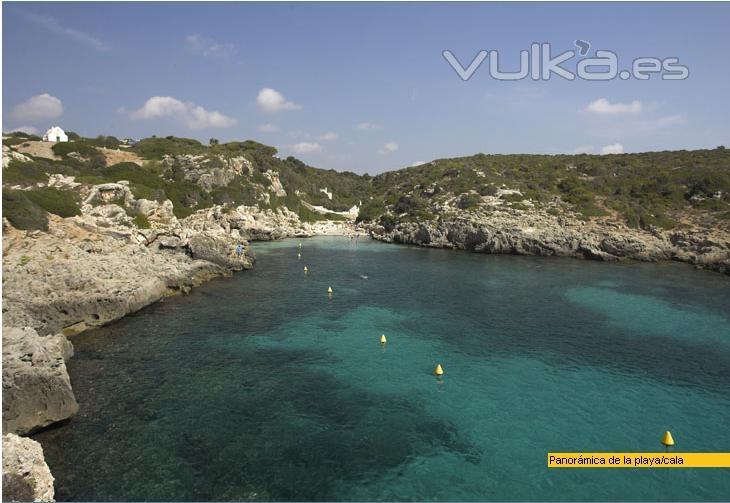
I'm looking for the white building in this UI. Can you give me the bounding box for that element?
[43,126,68,143]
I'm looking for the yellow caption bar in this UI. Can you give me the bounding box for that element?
[548,453,730,468]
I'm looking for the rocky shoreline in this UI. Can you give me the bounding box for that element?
[3,200,728,501]
[1,186,354,501]
[366,208,730,275]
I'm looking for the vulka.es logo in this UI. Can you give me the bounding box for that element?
[443,41,689,81]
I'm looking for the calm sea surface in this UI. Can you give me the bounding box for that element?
[35,237,730,501]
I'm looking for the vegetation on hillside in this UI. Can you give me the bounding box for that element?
[2,134,368,222]
[3,132,728,231]
[363,148,730,230]
[2,189,50,231]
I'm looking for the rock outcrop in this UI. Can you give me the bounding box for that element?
[0,186,324,492]
[2,433,55,502]
[2,210,256,336]
[368,208,730,274]
[2,145,32,168]
[161,154,252,193]
[2,327,77,435]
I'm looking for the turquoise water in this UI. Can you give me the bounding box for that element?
[35,237,730,501]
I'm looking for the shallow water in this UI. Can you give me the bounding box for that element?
[35,237,730,501]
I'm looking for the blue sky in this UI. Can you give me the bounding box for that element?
[3,2,729,173]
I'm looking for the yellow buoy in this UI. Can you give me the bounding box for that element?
[380,334,387,344]
[327,286,333,294]
[303,266,308,273]
[434,364,444,376]
[661,431,675,447]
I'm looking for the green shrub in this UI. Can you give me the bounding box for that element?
[3,160,50,185]
[52,141,98,158]
[379,214,397,232]
[576,203,608,218]
[52,141,106,168]
[393,195,424,214]
[133,214,151,229]
[356,198,385,223]
[297,205,327,223]
[82,135,121,149]
[105,162,165,187]
[457,193,481,209]
[478,185,499,196]
[5,131,41,141]
[130,184,166,202]
[132,136,205,159]
[24,188,81,218]
[3,137,29,147]
[2,189,49,230]
[501,193,524,203]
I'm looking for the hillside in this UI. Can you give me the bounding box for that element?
[4,132,728,236]
[2,132,366,231]
[361,149,730,232]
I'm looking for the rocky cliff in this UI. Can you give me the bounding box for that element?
[0,185,323,500]
[2,327,77,436]
[1,193,320,415]
[2,434,55,502]
[367,207,730,274]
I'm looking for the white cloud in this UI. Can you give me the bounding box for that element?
[130,96,236,129]
[409,161,426,167]
[10,93,63,121]
[7,126,39,135]
[185,34,236,58]
[600,143,624,155]
[586,98,642,115]
[187,106,236,130]
[290,142,322,154]
[378,142,399,154]
[356,122,381,131]
[17,10,109,52]
[572,145,594,154]
[256,88,301,113]
[316,132,338,141]
[258,123,280,133]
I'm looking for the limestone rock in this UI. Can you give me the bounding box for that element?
[367,208,730,273]
[263,170,287,197]
[162,154,239,192]
[133,198,175,224]
[2,327,78,435]
[188,231,253,270]
[82,183,134,207]
[2,145,33,168]
[46,174,80,190]
[83,204,129,226]
[2,433,55,502]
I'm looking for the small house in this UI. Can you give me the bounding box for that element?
[43,126,68,143]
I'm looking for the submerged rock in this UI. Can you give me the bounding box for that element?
[2,433,55,502]
[2,327,78,435]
